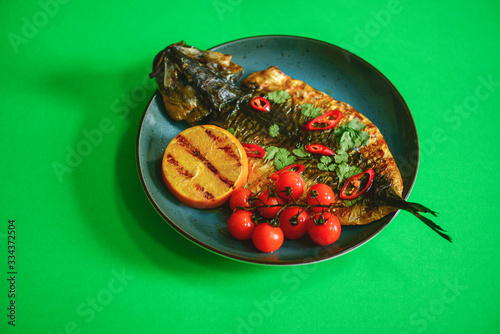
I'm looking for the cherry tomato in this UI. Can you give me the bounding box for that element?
[256,191,285,219]
[229,188,254,211]
[275,171,306,201]
[308,212,341,246]
[270,164,305,181]
[252,223,284,253]
[227,210,256,240]
[279,207,309,239]
[306,183,336,213]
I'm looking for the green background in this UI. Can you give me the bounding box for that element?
[1,0,499,333]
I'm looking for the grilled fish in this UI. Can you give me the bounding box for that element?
[150,42,451,242]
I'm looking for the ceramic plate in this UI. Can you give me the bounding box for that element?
[136,35,419,265]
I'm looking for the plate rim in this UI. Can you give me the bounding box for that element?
[135,35,419,266]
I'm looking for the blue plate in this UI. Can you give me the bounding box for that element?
[136,35,419,265]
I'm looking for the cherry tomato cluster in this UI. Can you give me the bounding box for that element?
[226,171,342,253]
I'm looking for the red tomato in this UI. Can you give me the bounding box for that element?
[252,223,284,253]
[275,171,306,201]
[229,188,254,211]
[279,207,309,239]
[308,212,341,246]
[227,210,256,240]
[256,191,285,219]
[306,183,336,213]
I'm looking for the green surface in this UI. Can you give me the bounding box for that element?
[1,0,499,333]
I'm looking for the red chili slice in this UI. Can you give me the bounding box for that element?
[339,168,375,200]
[242,143,265,158]
[305,144,335,156]
[271,164,305,181]
[250,96,271,112]
[303,109,343,131]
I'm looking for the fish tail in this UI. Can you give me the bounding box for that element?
[410,209,452,242]
[389,196,452,242]
[405,202,438,217]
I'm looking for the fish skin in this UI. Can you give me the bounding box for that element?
[150,43,451,242]
[150,41,244,124]
[238,66,404,226]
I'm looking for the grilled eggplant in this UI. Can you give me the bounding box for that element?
[150,42,451,242]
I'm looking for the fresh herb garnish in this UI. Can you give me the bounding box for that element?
[267,90,291,103]
[333,149,349,164]
[264,146,296,170]
[269,123,280,137]
[227,127,236,135]
[292,145,311,158]
[317,156,336,172]
[336,163,362,184]
[300,103,322,118]
[343,197,362,207]
[275,148,296,170]
[316,153,361,184]
[334,118,370,150]
[264,146,279,161]
[312,118,369,184]
[338,132,354,151]
[335,117,366,133]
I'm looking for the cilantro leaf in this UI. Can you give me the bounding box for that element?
[320,156,332,165]
[335,163,362,184]
[344,165,362,179]
[227,128,236,135]
[300,103,322,118]
[334,118,367,134]
[353,131,370,147]
[317,163,328,171]
[292,145,311,158]
[343,197,362,207]
[274,148,296,170]
[269,123,280,137]
[335,163,350,184]
[275,160,285,170]
[333,118,370,151]
[264,146,279,161]
[313,149,362,185]
[264,146,296,170]
[334,150,349,164]
[275,148,290,160]
[317,156,334,171]
[347,118,367,131]
[267,90,291,103]
[317,163,336,172]
[339,132,354,151]
[335,118,370,150]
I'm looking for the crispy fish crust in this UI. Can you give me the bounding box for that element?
[241,66,404,225]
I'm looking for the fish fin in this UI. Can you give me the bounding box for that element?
[411,210,452,242]
[389,196,452,242]
[406,202,438,217]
